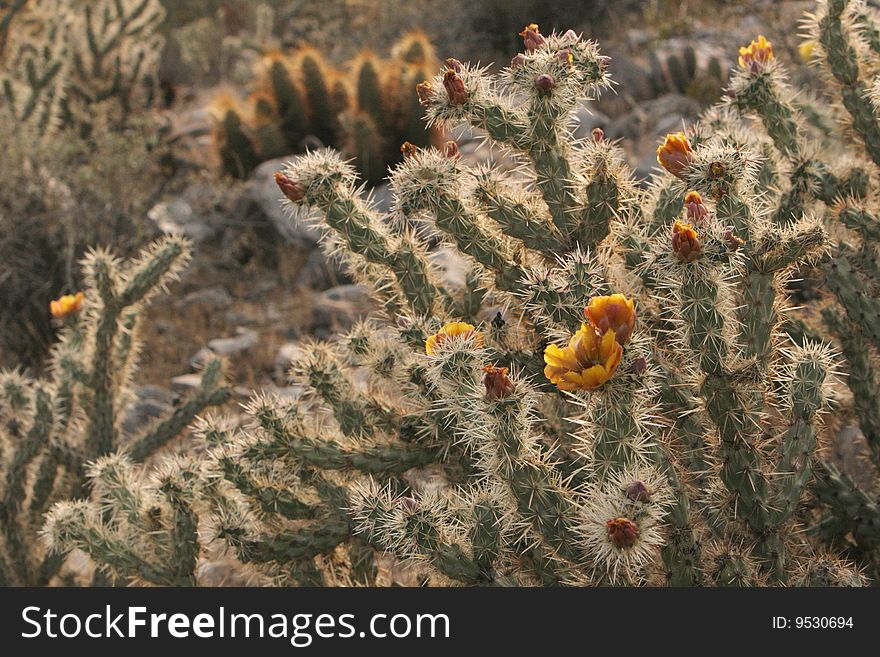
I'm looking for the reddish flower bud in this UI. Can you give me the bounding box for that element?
[510,53,527,68]
[445,58,463,73]
[607,517,639,549]
[443,140,460,159]
[416,80,434,106]
[592,127,605,142]
[519,23,546,52]
[672,220,702,263]
[625,480,652,503]
[535,73,555,91]
[443,69,469,105]
[275,171,305,202]
[684,191,708,223]
[597,55,611,72]
[556,48,573,66]
[628,356,647,375]
[483,365,515,400]
[400,141,418,159]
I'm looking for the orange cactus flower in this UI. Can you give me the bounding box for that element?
[483,365,515,400]
[425,321,484,356]
[606,517,639,549]
[656,132,694,178]
[585,293,637,346]
[50,292,84,319]
[671,220,702,263]
[543,323,623,391]
[519,23,545,52]
[738,35,774,74]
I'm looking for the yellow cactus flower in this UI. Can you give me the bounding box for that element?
[671,220,702,263]
[425,321,484,355]
[543,323,622,391]
[49,292,84,319]
[738,35,774,73]
[799,40,816,63]
[585,293,637,346]
[656,132,694,178]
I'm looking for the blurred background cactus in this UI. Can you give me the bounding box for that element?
[648,45,728,105]
[1,236,230,585]
[0,0,166,134]
[209,30,442,182]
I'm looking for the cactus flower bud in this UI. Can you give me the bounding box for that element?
[443,69,469,105]
[592,127,605,142]
[50,292,84,319]
[684,191,708,223]
[445,58,463,73]
[625,480,652,503]
[723,227,745,251]
[400,141,418,159]
[519,23,545,52]
[535,73,555,91]
[556,49,573,66]
[585,293,637,346]
[416,80,434,106]
[607,517,639,549]
[443,140,460,159]
[397,497,419,513]
[510,53,527,68]
[275,171,305,202]
[629,356,647,375]
[738,35,774,74]
[656,132,694,178]
[425,322,484,356]
[709,161,726,178]
[671,220,702,263]
[483,365,515,400]
[597,55,611,72]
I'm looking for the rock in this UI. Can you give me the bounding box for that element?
[606,93,700,143]
[237,157,323,245]
[179,285,232,310]
[122,385,175,436]
[296,249,353,291]
[148,198,215,243]
[274,342,304,383]
[311,284,374,335]
[832,425,875,490]
[571,104,611,141]
[170,373,203,393]
[189,347,215,371]
[207,327,259,356]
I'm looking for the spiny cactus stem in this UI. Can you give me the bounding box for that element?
[321,194,438,316]
[813,459,880,549]
[477,183,562,257]
[818,0,880,166]
[434,197,524,291]
[219,458,318,520]
[486,397,589,566]
[128,359,230,462]
[825,254,880,351]
[238,521,350,564]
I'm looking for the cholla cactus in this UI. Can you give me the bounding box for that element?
[1,236,229,585]
[210,31,442,181]
[0,0,165,133]
[48,6,879,586]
